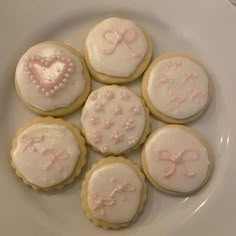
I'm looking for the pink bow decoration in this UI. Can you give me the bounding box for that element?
[102,28,143,57]
[42,149,69,170]
[109,178,135,200]
[156,149,199,177]
[22,135,45,152]
[92,194,114,216]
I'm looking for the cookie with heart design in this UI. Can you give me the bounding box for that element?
[142,53,212,123]
[84,17,152,84]
[15,41,90,117]
[10,117,87,191]
[81,156,147,229]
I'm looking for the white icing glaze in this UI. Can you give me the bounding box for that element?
[144,126,209,192]
[15,43,86,111]
[81,86,146,154]
[87,163,142,223]
[147,57,209,119]
[86,17,148,77]
[12,123,80,188]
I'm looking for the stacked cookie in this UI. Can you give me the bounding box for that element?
[11,17,213,229]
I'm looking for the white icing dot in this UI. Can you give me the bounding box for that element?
[68,68,73,73]
[57,55,61,59]
[41,88,45,93]
[30,75,34,80]
[65,73,70,78]
[54,85,59,91]
[45,92,50,97]
[50,89,55,95]
[69,62,73,66]
[59,83,65,88]
[36,85,40,90]
[32,80,37,84]
[63,79,68,83]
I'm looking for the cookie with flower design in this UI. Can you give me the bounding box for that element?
[15,41,90,117]
[141,125,213,196]
[81,156,147,229]
[10,117,87,191]
[84,17,152,84]
[81,85,150,155]
[142,53,212,123]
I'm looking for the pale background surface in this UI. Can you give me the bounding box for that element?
[0,0,235,235]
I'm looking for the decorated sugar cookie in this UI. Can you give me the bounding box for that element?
[81,85,150,155]
[141,125,213,195]
[10,117,87,191]
[81,156,147,229]
[85,17,152,84]
[15,41,90,117]
[142,54,212,123]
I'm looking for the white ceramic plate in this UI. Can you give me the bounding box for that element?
[1,0,236,235]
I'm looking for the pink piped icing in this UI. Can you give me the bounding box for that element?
[112,105,122,115]
[111,131,123,143]
[22,135,45,152]
[122,118,135,131]
[25,55,74,97]
[102,28,144,57]
[156,149,199,177]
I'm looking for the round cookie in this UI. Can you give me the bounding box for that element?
[15,41,90,117]
[10,117,87,191]
[84,17,152,84]
[142,53,212,123]
[81,85,150,155]
[81,156,147,229]
[141,125,213,196]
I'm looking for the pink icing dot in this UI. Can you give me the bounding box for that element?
[112,105,122,115]
[103,119,113,129]
[92,131,102,144]
[111,131,123,144]
[90,91,98,101]
[122,118,135,131]
[101,144,110,154]
[94,102,104,113]
[90,116,99,125]
[120,90,130,101]
[104,90,114,101]
[128,136,138,145]
[130,105,141,115]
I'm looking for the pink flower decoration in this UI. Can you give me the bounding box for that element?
[92,131,102,144]
[130,105,141,115]
[100,144,110,154]
[122,118,135,131]
[90,116,99,125]
[90,91,98,101]
[128,136,138,145]
[112,105,122,115]
[184,72,198,84]
[103,119,113,129]
[111,131,123,143]
[94,102,104,113]
[156,75,174,88]
[120,90,130,101]
[104,90,114,101]
[168,93,186,107]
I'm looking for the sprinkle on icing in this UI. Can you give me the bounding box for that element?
[122,118,135,131]
[112,105,122,115]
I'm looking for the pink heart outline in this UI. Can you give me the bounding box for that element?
[25,55,74,97]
